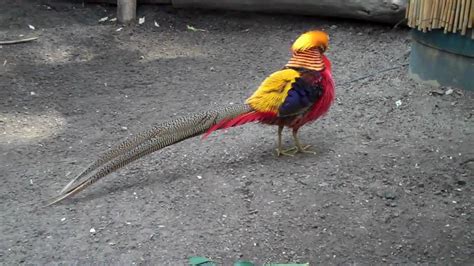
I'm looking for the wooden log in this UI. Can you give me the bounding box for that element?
[85,0,170,3]
[118,0,137,24]
[172,0,407,24]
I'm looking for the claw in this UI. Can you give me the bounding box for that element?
[296,144,317,154]
[276,148,295,157]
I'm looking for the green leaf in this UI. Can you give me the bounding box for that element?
[189,256,216,266]
[234,261,255,266]
[264,264,309,266]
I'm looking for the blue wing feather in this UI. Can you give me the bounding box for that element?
[278,71,323,117]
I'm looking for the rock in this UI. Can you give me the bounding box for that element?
[384,191,397,200]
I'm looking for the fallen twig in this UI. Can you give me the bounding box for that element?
[460,158,474,166]
[0,36,38,45]
[340,63,409,86]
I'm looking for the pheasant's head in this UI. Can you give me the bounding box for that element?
[291,30,329,53]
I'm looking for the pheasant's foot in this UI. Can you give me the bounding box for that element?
[275,148,296,157]
[284,144,317,154]
[296,144,317,154]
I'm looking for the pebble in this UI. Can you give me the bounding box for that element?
[384,191,397,200]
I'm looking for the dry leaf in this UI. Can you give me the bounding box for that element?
[187,25,207,32]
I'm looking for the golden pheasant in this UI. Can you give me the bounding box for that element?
[47,30,335,205]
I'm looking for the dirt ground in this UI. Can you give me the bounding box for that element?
[1,0,473,265]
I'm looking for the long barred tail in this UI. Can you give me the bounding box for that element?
[46,104,252,206]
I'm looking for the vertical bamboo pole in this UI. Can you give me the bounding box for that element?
[424,0,430,31]
[418,0,423,30]
[439,0,448,28]
[461,0,471,34]
[412,0,418,27]
[411,0,418,28]
[432,0,439,29]
[117,0,137,25]
[429,0,436,30]
[406,0,411,27]
[437,0,444,28]
[444,0,455,33]
[405,0,411,26]
[425,0,431,31]
[458,0,466,30]
[469,0,474,28]
[438,0,445,28]
[453,0,461,32]
[448,0,459,32]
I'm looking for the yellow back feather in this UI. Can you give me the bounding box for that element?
[292,30,329,52]
[246,69,301,113]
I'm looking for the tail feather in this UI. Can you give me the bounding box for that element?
[203,111,275,138]
[47,104,252,206]
[59,116,198,194]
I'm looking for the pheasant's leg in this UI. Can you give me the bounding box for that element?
[275,125,294,157]
[292,129,316,154]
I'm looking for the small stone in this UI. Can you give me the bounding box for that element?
[445,88,453,95]
[89,228,96,233]
[430,88,445,96]
[319,182,329,187]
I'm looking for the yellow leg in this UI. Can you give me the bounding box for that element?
[275,125,295,157]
